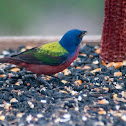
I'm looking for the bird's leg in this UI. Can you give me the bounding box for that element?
[22,67,27,72]
[36,74,53,89]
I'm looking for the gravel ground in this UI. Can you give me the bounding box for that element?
[0,44,125,126]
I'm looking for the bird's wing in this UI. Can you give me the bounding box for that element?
[10,42,69,65]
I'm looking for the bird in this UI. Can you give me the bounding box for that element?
[0,29,87,88]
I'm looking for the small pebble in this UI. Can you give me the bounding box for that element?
[59,118,70,123]
[78,96,82,101]
[90,68,101,74]
[101,60,107,66]
[74,80,82,86]
[10,98,18,103]
[95,48,100,54]
[15,82,20,86]
[63,113,71,119]
[98,99,109,104]
[41,100,47,104]
[28,101,34,108]
[26,115,33,123]
[59,90,68,94]
[82,116,88,121]
[11,68,20,72]
[121,114,126,121]
[17,113,24,118]
[4,103,11,110]
[106,62,114,67]
[2,50,10,55]
[98,110,106,115]
[20,48,26,52]
[61,80,68,84]
[60,113,71,122]
[79,53,87,57]
[71,90,78,95]
[82,65,90,69]
[63,69,71,76]
[115,105,120,110]
[55,118,60,123]
[103,87,109,92]
[26,46,33,49]
[0,115,5,121]
[94,121,104,126]
[93,60,99,65]
[113,94,117,99]
[37,114,43,118]
[113,62,122,68]
[122,60,126,66]
[115,84,122,89]
[114,72,122,77]
[0,74,6,78]
[0,55,4,58]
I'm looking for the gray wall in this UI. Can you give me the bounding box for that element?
[0,0,104,36]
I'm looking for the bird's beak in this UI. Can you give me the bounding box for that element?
[78,31,87,38]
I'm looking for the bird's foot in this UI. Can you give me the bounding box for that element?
[40,78,53,89]
[37,75,53,89]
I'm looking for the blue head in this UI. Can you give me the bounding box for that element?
[59,29,87,54]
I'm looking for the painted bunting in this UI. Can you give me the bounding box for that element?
[0,29,87,88]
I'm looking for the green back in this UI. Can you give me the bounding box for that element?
[12,42,69,65]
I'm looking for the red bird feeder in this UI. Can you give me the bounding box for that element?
[100,0,126,62]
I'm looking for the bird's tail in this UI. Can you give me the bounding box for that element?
[0,57,10,63]
[0,57,23,66]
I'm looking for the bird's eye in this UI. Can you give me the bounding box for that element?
[78,34,82,38]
